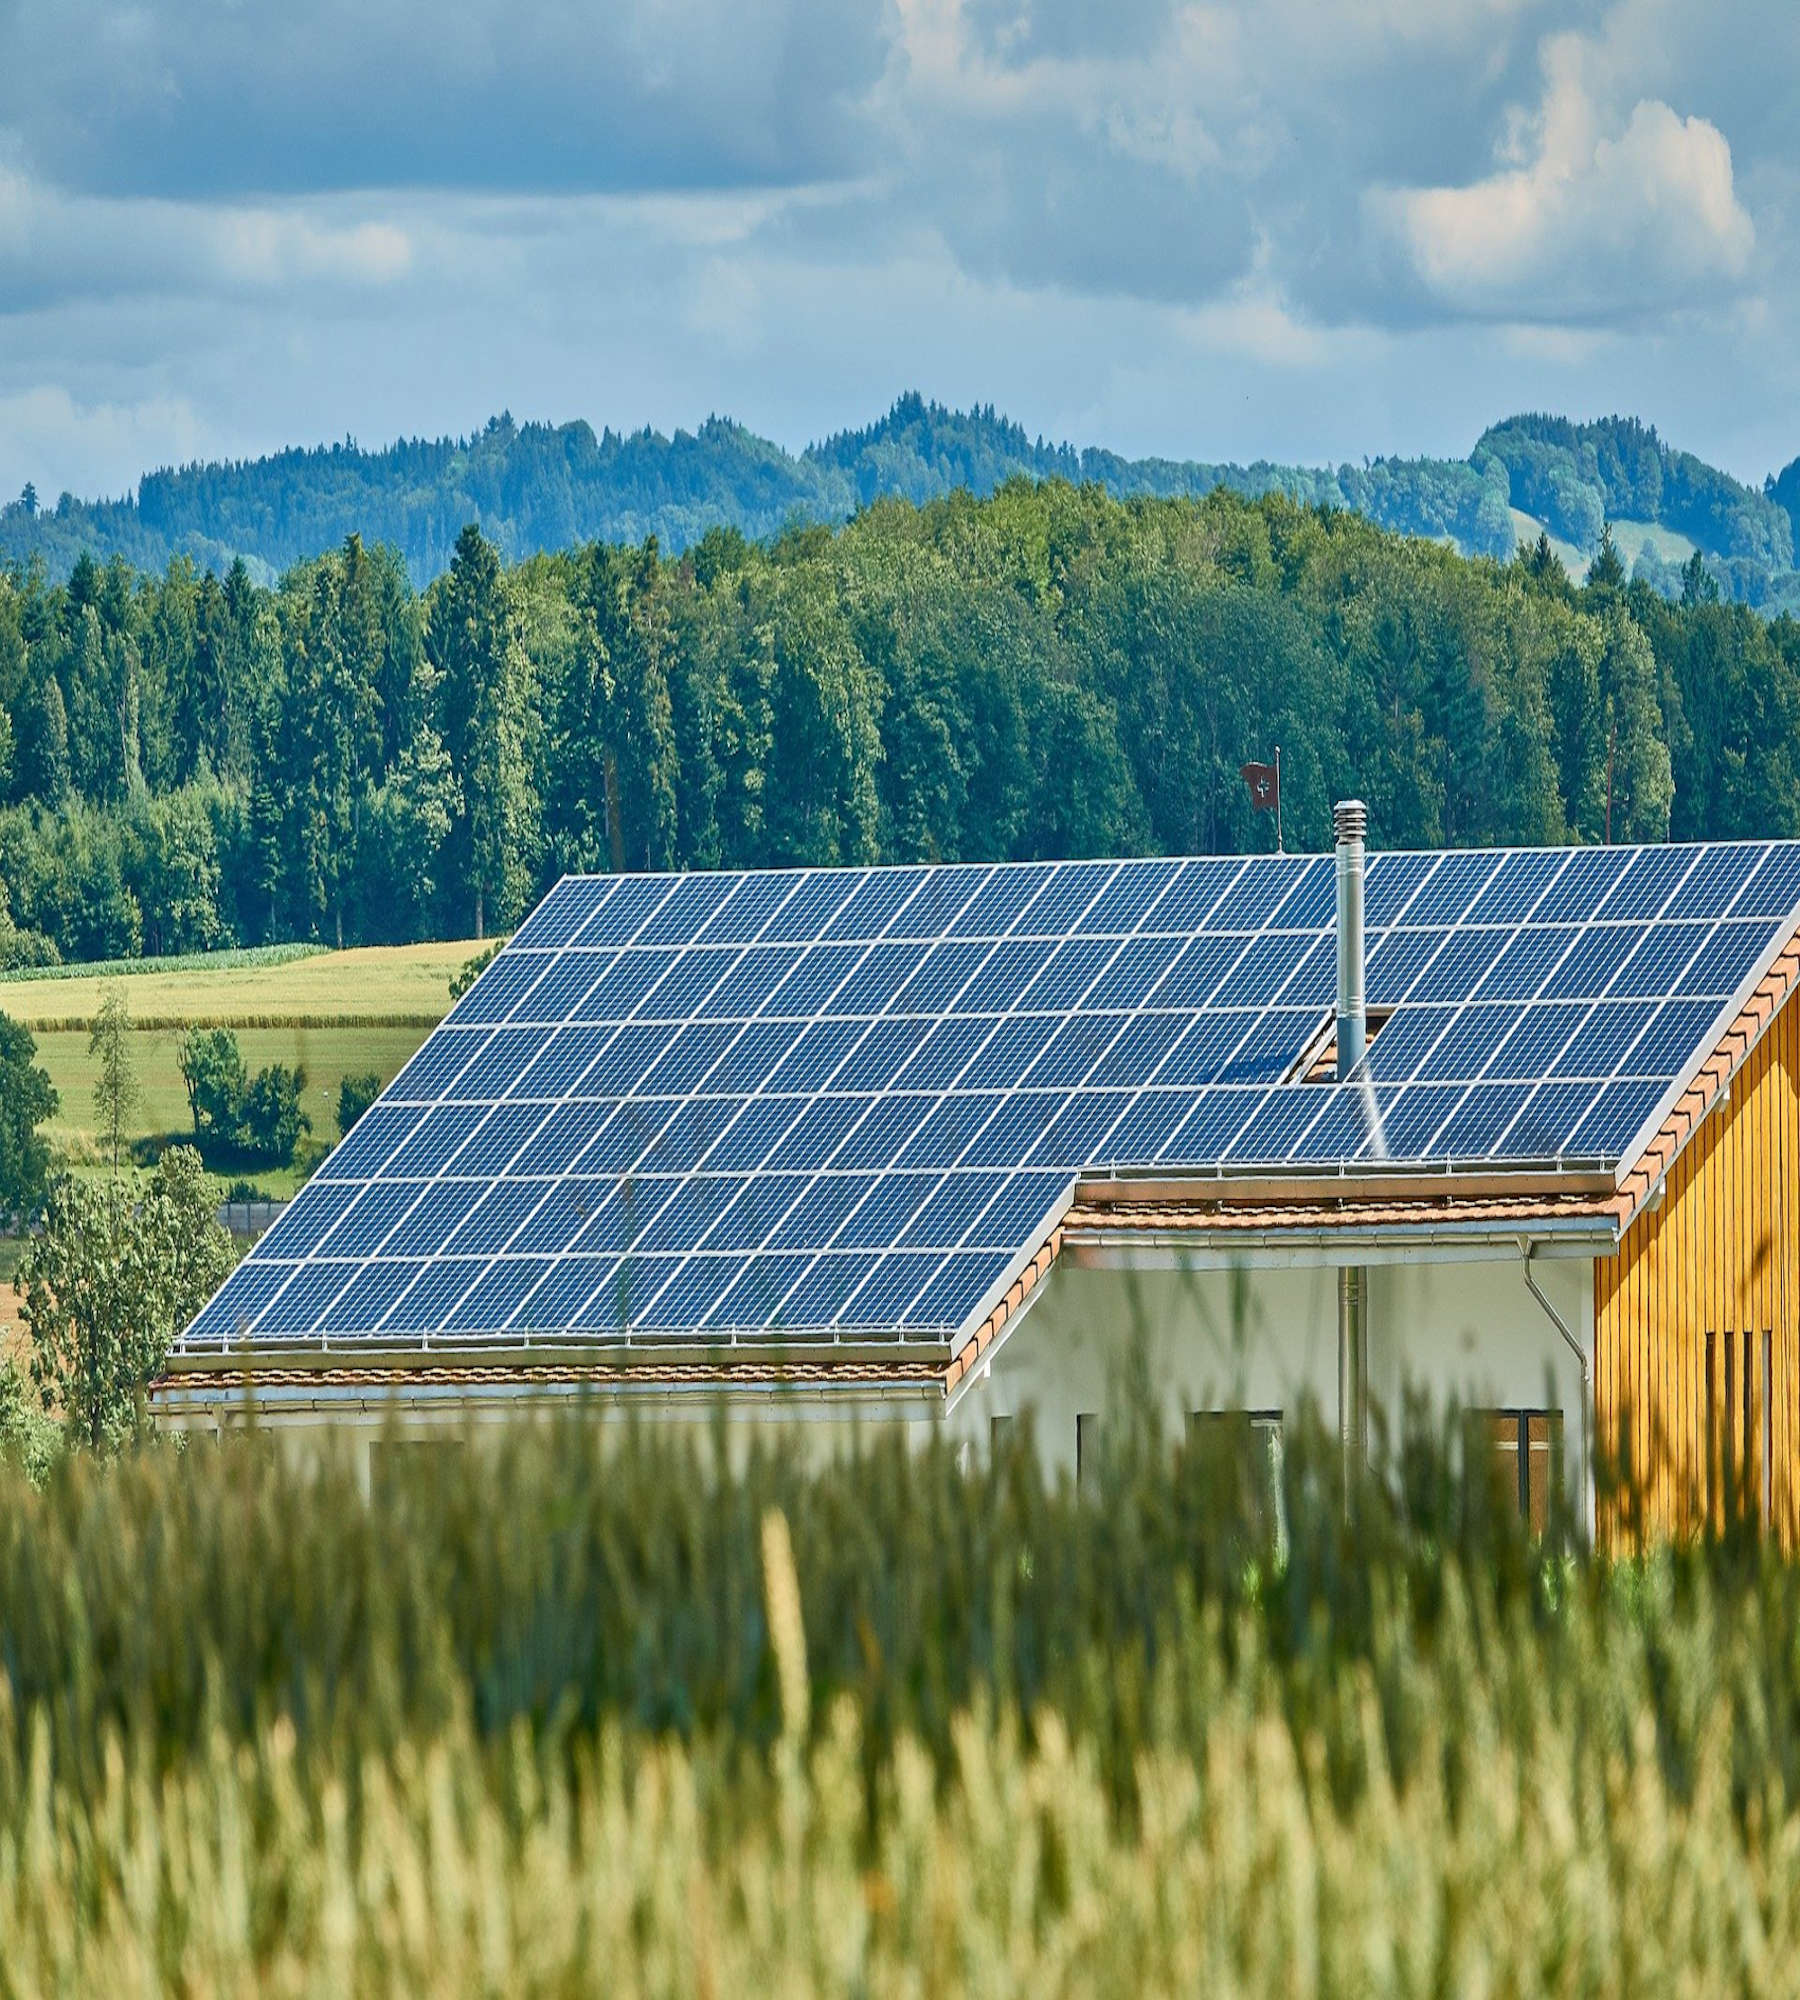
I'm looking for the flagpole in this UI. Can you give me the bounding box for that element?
[1275,745,1283,854]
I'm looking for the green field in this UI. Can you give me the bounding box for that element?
[5,938,476,1195]
[1,936,474,1032]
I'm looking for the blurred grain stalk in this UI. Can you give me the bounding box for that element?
[0,1571,1789,1991]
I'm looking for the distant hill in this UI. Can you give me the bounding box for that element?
[4,392,1797,608]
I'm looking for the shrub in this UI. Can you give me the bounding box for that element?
[17,1146,233,1453]
[0,1008,58,1221]
[0,1357,59,1485]
[177,1025,311,1166]
[336,1070,382,1137]
[241,1062,309,1164]
[449,939,502,1001]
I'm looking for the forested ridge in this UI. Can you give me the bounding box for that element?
[4,395,1798,606]
[1,478,1798,971]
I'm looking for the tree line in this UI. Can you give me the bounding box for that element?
[8,395,1798,605]
[2,480,1800,968]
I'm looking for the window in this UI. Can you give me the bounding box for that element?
[1189,1409,1284,1551]
[1706,1329,1772,1527]
[990,1412,1016,1455]
[1076,1413,1102,1487]
[1474,1410,1563,1534]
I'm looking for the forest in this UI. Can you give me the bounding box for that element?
[4,395,1797,607]
[2,476,1799,970]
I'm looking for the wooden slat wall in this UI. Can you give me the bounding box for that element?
[1595,992,1800,1543]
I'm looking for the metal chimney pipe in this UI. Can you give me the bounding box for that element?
[1334,799,1368,1081]
[1333,799,1372,1494]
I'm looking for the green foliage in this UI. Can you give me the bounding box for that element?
[0,1008,57,1220]
[336,1070,381,1137]
[0,871,57,973]
[449,939,502,1001]
[9,394,1796,595]
[0,1357,61,1485]
[177,1024,248,1146]
[0,940,323,986]
[87,980,138,1173]
[241,1062,309,1164]
[18,1146,233,1453]
[7,474,1800,981]
[430,524,538,936]
[1480,412,1795,571]
[175,1024,311,1165]
[4,1412,1800,1982]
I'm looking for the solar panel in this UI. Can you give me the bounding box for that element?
[190,842,1800,1353]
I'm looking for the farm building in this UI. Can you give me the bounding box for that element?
[157,810,1800,1540]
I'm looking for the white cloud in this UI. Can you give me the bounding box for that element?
[0,165,416,310]
[0,385,211,502]
[0,0,1797,509]
[1373,33,1754,323]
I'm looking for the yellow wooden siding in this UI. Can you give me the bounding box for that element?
[1595,991,1800,1542]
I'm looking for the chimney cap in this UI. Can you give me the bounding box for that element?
[1333,799,1368,846]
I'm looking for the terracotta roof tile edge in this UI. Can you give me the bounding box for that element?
[1062,1192,1616,1231]
[152,1360,948,1395]
[1612,930,1800,1230]
[944,1227,1065,1396]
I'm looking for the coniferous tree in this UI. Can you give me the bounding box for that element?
[429,524,537,937]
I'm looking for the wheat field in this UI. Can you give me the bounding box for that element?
[0,1407,1796,1992]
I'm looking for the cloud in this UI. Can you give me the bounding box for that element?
[0,0,1796,510]
[0,165,416,312]
[1372,33,1754,323]
[0,385,211,503]
[0,0,886,200]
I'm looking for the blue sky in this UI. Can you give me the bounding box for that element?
[0,0,1795,502]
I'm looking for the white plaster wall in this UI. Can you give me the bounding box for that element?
[946,1252,1595,1498]
[160,1252,1596,1503]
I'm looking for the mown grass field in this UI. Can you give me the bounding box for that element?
[3,938,475,1196]
[0,936,473,1032]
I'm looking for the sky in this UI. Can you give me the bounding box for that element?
[0,0,1796,504]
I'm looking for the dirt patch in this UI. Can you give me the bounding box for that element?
[0,1284,26,1369]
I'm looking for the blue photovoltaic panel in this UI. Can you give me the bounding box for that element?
[187,842,1800,1351]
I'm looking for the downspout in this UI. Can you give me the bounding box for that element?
[1335,800,1370,1488]
[1521,1240,1592,1543]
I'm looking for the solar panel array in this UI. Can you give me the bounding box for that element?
[187,840,1800,1351]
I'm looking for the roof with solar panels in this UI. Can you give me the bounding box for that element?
[174,836,1800,1372]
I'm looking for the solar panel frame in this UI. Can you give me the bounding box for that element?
[202,841,1800,1357]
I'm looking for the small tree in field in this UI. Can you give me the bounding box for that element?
[337,1072,381,1137]
[20,1147,234,1454]
[178,1026,248,1147]
[243,1064,309,1164]
[89,983,139,1174]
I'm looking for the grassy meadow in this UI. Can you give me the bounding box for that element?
[2,938,471,1194]
[0,1404,1797,1992]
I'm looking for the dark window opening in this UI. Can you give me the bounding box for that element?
[1473,1409,1563,1535]
[1188,1408,1285,1550]
[1707,1329,1772,1527]
[1076,1412,1102,1487]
